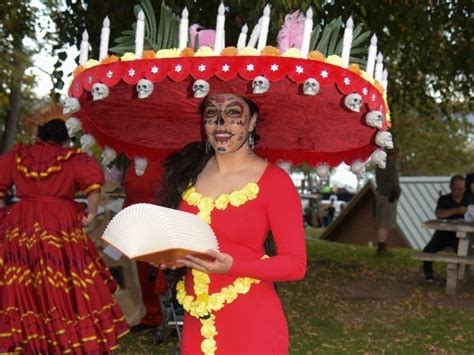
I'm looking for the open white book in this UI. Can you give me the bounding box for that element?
[102,203,219,266]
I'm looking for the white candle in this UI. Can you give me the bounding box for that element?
[135,10,145,58]
[247,18,262,49]
[79,30,89,65]
[366,34,377,77]
[375,52,383,81]
[341,16,353,67]
[178,7,189,50]
[300,7,313,58]
[381,69,388,91]
[237,24,248,50]
[99,17,110,61]
[213,2,226,54]
[257,4,271,52]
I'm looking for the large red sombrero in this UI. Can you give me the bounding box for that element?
[64,3,392,175]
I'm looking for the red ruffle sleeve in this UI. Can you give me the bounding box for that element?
[73,153,105,196]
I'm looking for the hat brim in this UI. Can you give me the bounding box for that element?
[71,56,388,166]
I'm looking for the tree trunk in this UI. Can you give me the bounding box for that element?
[1,35,24,153]
[1,85,21,153]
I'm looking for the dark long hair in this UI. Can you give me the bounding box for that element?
[157,96,260,209]
[37,119,69,145]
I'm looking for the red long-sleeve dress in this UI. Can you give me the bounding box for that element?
[179,163,307,354]
[0,142,128,354]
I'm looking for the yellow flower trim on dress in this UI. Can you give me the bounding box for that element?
[16,148,81,180]
[182,182,259,224]
[176,260,268,355]
[178,182,264,355]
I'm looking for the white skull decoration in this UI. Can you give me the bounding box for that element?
[137,79,154,99]
[134,157,148,176]
[252,76,270,94]
[192,80,210,98]
[80,134,96,155]
[101,146,117,166]
[62,97,81,115]
[303,78,320,96]
[315,163,330,178]
[375,131,394,149]
[365,110,384,129]
[344,93,363,112]
[91,83,110,101]
[65,117,82,138]
[371,149,387,169]
[350,160,366,175]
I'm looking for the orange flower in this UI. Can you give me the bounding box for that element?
[142,50,157,59]
[180,47,195,57]
[348,63,362,75]
[100,55,119,64]
[220,46,238,56]
[260,46,281,56]
[73,65,85,77]
[308,51,325,61]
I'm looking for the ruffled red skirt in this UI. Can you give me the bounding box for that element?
[0,199,129,353]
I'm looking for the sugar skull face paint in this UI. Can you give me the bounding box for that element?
[202,94,257,154]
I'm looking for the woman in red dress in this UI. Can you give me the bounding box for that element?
[158,94,307,354]
[0,119,128,353]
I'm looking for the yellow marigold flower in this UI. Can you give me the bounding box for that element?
[156,48,180,58]
[233,280,251,293]
[215,194,230,210]
[221,286,238,303]
[200,321,217,338]
[120,52,136,61]
[201,338,217,355]
[373,80,385,96]
[182,187,195,201]
[195,46,215,57]
[198,196,214,211]
[239,47,258,56]
[182,295,193,310]
[187,191,202,205]
[282,48,302,58]
[85,59,100,68]
[229,191,246,207]
[325,55,343,67]
[208,293,226,311]
[348,63,362,75]
[243,183,259,199]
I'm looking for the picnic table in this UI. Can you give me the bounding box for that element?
[414,219,474,294]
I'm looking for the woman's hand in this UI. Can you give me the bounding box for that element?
[177,249,233,274]
[82,211,97,226]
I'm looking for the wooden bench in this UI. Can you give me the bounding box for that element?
[413,252,474,294]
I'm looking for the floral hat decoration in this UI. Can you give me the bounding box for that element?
[64,0,392,176]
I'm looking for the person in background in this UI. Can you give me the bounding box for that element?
[123,159,166,332]
[464,164,474,203]
[422,175,468,282]
[374,147,402,256]
[0,119,128,353]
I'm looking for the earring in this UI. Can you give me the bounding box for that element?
[247,134,255,155]
[205,141,211,154]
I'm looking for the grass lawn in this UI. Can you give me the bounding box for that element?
[117,228,474,354]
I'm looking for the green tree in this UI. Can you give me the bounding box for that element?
[0,0,59,152]
[51,0,473,175]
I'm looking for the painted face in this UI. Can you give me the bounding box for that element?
[203,94,256,154]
